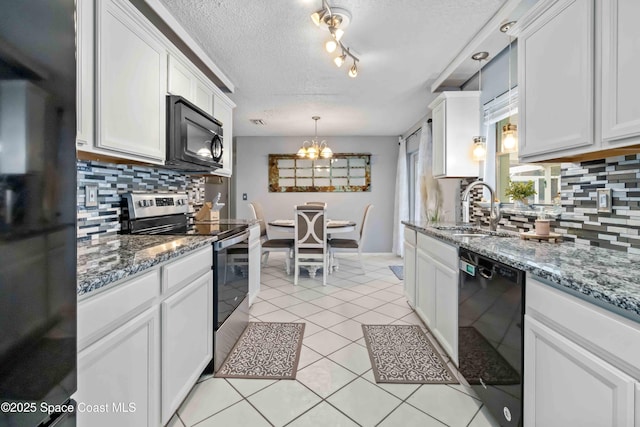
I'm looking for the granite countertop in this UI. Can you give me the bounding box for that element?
[77,234,217,298]
[403,221,640,322]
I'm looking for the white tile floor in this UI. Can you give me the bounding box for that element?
[171,253,500,427]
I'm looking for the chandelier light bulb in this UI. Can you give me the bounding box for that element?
[297,145,307,157]
[310,10,322,26]
[332,28,344,41]
[307,145,318,159]
[325,39,338,53]
[320,145,333,158]
[334,52,346,67]
[472,136,486,161]
[348,62,358,78]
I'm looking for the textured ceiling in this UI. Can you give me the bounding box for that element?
[159,0,506,137]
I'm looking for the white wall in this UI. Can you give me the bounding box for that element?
[233,136,398,253]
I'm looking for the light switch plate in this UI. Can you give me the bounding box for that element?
[596,188,612,213]
[85,184,98,208]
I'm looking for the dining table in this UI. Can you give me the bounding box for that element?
[268,219,357,273]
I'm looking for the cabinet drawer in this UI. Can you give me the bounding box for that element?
[78,269,160,349]
[162,246,212,293]
[404,227,416,245]
[417,233,457,269]
[527,276,640,376]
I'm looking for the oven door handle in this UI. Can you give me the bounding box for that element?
[214,231,250,250]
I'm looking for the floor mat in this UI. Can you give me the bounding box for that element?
[388,265,404,280]
[458,327,521,385]
[215,322,305,380]
[362,324,457,384]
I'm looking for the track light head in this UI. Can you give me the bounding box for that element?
[325,39,338,53]
[348,61,358,78]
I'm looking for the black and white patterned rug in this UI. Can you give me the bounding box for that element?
[215,322,305,380]
[388,265,404,280]
[362,324,458,384]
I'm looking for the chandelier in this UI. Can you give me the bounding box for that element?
[310,0,360,78]
[297,116,333,159]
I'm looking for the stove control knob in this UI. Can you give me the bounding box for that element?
[138,200,145,207]
[147,199,154,206]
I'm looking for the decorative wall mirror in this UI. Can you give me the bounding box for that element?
[268,153,371,192]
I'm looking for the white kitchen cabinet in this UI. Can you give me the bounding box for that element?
[248,224,261,305]
[167,55,214,115]
[161,271,212,425]
[77,306,160,427]
[403,227,417,308]
[636,383,640,427]
[524,316,635,427]
[525,276,640,426]
[414,233,459,362]
[94,0,167,163]
[517,0,595,161]
[75,0,93,148]
[212,95,235,177]
[428,91,480,178]
[601,0,640,147]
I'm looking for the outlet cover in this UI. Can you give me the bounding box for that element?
[596,188,612,213]
[85,185,98,208]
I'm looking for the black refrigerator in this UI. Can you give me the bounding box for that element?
[0,0,77,426]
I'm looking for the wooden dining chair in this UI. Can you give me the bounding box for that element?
[329,204,373,272]
[294,204,328,286]
[248,201,294,274]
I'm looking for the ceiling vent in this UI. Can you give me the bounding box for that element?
[249,119,266,125]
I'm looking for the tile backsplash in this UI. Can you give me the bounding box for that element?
[471,154,640,254]
[77,160,205,240]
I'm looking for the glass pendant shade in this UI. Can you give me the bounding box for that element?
[320,145,333,158]
[334,53,346,67]
[297,146,307,157]
[502,123,518,151]
[348,63,358,78]
[472,136,487,161]
[310,11,322,26]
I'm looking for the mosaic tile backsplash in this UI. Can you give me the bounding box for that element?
[77,160,205,240]
[470,154,640,254]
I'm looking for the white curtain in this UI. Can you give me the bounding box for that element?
[415,121,441,222]
[392,137,409,257]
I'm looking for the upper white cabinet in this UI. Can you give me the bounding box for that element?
[525,276,640,426]
[213,94,235,177]
[168,55,214,116]
[601,0,640,146]
[76,0,93,149]
[428,92,480,178]
[517,0,640,162]
[94,0,167,163]
[517,0,595,161]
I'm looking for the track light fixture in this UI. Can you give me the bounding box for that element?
[310,0,361,78]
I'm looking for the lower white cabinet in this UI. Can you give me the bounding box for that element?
[525,276,640,426]
[77,306,160,427]
[248,224,261,305]
[161,272,213,425]
[403,227,416,308]
[413,233,459,362]
[524,316,636,427]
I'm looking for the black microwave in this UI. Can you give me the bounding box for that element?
[166,95,224,172]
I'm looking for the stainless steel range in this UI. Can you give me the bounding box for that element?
[121,192,250,373]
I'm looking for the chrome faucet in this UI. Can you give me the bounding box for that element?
[461,180,502,231]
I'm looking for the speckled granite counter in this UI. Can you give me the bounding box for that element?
[77,234,217,298]
[403,221,640,322]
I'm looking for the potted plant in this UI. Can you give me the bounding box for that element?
[505,180,536,208]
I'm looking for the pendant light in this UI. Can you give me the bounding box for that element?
[500,21,518,152]
[471,51,488,161]
[297,116,333,159]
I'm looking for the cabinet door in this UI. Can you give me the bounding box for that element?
[518,0,595,160]
[431,100,446,177]
[76,0,93,148]
[524,316,635,427]
[635,383,640,427]
[403,241,416,308]
[415,248,435,329]
[96,0,166,161]
[161,272,213,425]
[167,55,193,100]
[248,225,261,305]
[213,96,233,177]
[432,256,458,363]
[77,307,160,427]
[194,78,214,116]
[601,0,640,145]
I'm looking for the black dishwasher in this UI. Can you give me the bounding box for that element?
[458,248,524,426]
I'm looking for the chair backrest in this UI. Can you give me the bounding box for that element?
[248,201,267,237]
[305,201,327,208]
[359,204,374,243]
[294,205,326,251]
